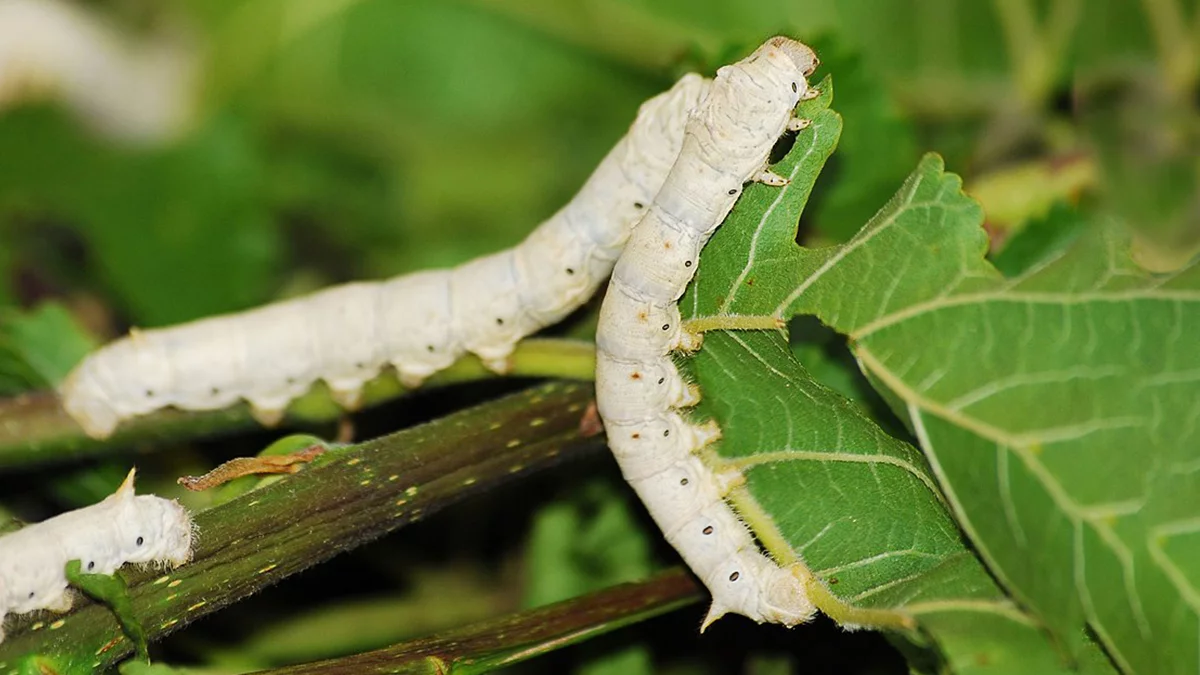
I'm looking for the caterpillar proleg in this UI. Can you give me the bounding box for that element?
[59,73,710,438]
[595,37,820,628]
[0,469,193,643]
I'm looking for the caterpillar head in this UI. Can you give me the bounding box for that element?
[114,496,194,567]
[764,36,819,79]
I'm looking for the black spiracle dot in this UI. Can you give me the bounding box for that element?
[211,387,220,396]
[703,525,714,535]
[427,345,436,353]
[657,377,665,384]
[729,571,740,582]
[28,592,34,599]
[634,202,644,209]
[680,477,689,486]
[144,389,154,398]
[663,428,670,437]
[87,561,95,571]
[791,81,798,93]
[136,536,144,546]
[495,318,504,326]
[565,267,575,275]
[684,260,692,267]
[728,188,737,195]
[662,323,670,331]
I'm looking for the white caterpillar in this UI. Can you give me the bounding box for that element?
[0,0,197,144]
[0,469,193,643]
[60,74,710,439]
[595,37,819,628]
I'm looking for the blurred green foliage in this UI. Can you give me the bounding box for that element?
[0,1,1195,673]
[2,0,1192,334]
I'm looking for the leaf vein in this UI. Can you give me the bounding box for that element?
[945,365,1128,412]
[904,599,1039,626]
[729,448,945,508]
[852,292,1198,341]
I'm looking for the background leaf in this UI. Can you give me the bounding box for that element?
[0,303,96,394]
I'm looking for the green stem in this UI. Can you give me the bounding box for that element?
[0,338,595,469]
[251,568,702,675]
[1141,0,1200,96]
[1044,0,1081,66]
[0,381,601,670]
[991,0,1054,105]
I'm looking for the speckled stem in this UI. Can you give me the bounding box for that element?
[0,381,597,670]
[251,568,702,675]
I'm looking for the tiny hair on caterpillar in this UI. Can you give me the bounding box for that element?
[57,73,710,439]
[0,468,193,643]
[595,36,820,628]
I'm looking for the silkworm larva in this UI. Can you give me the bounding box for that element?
[595,36,820,629]
[59,74,711,438]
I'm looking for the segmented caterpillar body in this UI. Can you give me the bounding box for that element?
[595,37,820,628]
[59,74,710,439]
[0,469,193,642]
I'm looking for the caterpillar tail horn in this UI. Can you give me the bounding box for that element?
[700,601,729,632]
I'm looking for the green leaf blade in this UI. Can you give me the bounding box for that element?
[848,220,1199,672]
[693,331,963,602]
[785,154,994,331]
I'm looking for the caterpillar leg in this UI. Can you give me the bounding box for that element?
[754,168,789,187]
[672,327,704,353]
[756,563,817,627]
[689,419,722,449]
[787,117,812,132]
[578,400,605,438]
[249,402,285,428]
[396,370,427,390]
[676,383,702,408]
[45,590,73,613]
[710,466,746,495]
[800,87,821,101]
[329,385,364,411]
[482,354,513,375]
